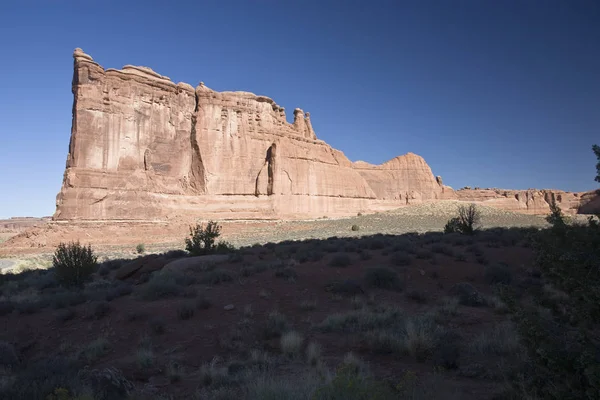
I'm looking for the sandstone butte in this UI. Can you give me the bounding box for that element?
[53,48,599,221]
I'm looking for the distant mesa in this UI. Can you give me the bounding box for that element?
[53,48,599,221]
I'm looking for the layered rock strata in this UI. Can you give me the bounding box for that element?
[54,49,597,220]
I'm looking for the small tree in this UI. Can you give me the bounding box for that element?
[593,144,600,183]
[185,221,222,256]
[498,144,600,399]
[458,203,481,234]
[546,196,568,232]
[444,204,481,235]
[53,241,97,287]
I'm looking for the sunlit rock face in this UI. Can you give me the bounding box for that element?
[54,49,597,221]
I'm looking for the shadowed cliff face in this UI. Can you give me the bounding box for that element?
[54,49,596,221]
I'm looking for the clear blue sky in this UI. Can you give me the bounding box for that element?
[0,0,599,218]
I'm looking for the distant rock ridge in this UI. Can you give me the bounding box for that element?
[54,49,598,220]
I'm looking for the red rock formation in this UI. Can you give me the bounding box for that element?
[454,188,598,215]
[54,49,598,220]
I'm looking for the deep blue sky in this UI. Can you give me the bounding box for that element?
[1,0,599,218]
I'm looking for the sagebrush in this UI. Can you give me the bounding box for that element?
[53,242,97,287]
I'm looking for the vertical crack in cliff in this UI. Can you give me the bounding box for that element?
[267,143,276,195]
[254,143,276,196]
[189,90,206,194]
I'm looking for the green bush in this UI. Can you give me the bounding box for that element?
[53,242,97,288]
[499,145,600,399]
[443,217,462,234]
[184,221,235,255]
[185,221,222,256]
[135,243,145,254]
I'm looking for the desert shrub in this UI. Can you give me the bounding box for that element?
[449,282,485,307]
[97,264,110,277]
[49,290,86,309]
[264,311,290,339]
[329,253,352,267]
[484,263,512,285]
[406,289,428,304]
[306,342,322,365]
[314,306,403,334]
[177,301,195,320]
[299,299,318,311]
[365,237,387,250]
[415,249,432,260]
[466,244,484,255]
[305,250,323,262]
[325,279,365,296]
[112,281,133,297]
[240,265,257,277]
[0,300,15,316]
[148,317,166,334]
[87,300,111,319]
[102,258,127,271]
[137,270,183,300]
[390,252,412,266]
[84,279,131,302]
[364,267,403,291]
[15,300,42,315]
[392,237,417,254]
[81,337,110,363]
[469,321,521,356]
[431,244,454,256]
[82,366,133,400]
[454,252,467,262]
[24,270,58,290]
[136,347,155,370]
[443,217,462,234]
[163,249,188,259]
[215,241,236,254]
[274,267,298,280]
[200,268,233,285]
[228,251,244,263]
[312,363,398,400]
[475,254,489,265]
[444,204,481,235]
[0,341,19,367]
[0,356,86,400]
[196,294,212,309]
[364,316,440,361]
[433,331,462,369]
[351,225,360,231]
[185,221,224,255]
[280,331,303,357]
[55,308,76,323]
[199,360,231,388]
[53,241,97,288]
[135,243,145,254]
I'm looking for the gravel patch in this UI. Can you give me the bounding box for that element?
[223,201,550,247]
[0,259,14,271]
